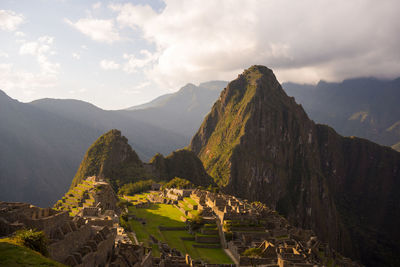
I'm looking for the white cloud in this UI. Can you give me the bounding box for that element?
[110,0,400,87]
[100,59,120,70]
[72,52,80,60]
[0,10,24,31]
[19,35,60,76]
[135,81,151,89]
[19,42,38,55]
[65,18,120,43]
[15,31,25,37]
[0,51,9,58]
[92,2,102,9]
[69,88,87,94]
[123,50,157,74]
[0,63,57,93]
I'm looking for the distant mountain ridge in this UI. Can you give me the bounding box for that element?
[0,82,225,207]
[121,81,227,138]
[190,66,400,266]
[283,77,400,151]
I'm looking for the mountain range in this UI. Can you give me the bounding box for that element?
[0,81,225,207]
[1,66,400,266]
[1,74,400,211]
[190,66,400,266]
[283,78,400,150]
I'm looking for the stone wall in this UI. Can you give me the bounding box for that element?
[195,234,220,243]
[94,183,118,211]
[27,211,70,236]
[48,223,94,262]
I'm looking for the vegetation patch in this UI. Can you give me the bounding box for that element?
[127,203,232,264]
[0,241,65,267]
[118,179,156,196]
[162,177,194,189]
[242,247,263,258]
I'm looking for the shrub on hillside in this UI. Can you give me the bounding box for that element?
[242,247,263,258]
[162,177,194,189]
[119,213,131,231]
[117,199,132,209]
[118,179,155,196]
[14,229,48,256]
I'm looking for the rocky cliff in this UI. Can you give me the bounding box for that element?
[150,149,215,186]
[71,129,213,190]
[190,65,400,266]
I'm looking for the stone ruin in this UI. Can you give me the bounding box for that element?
[0,176,153,267]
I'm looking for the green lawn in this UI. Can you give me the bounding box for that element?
[178,201,200,217]
[0,240,65,267]
[127,203,233,264]
[124,193,150,203]
[184,197,198,206]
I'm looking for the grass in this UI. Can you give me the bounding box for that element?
[184,197,198,206]
[0,240,65,267]
[124,193,150,203]
[178,201,200,217]
[127,203,233,264]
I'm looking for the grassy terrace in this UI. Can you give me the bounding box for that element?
[124,193,150,203]
[178,200,200,217]
[54,179,97,216]
[0,239,65,267]
[127,203,232,264]
[184,197,198,206]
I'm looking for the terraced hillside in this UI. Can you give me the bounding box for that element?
[54,177,116,216]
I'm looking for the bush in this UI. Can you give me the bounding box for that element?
[242,247,263,258]
[118,179,155,196]
[225,232,233,241]
[162,177,193,189]
[117,199,130,209]
[14,229,48,256]
[119,213,131,231]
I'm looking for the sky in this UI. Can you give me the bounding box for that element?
[0,0,399,110]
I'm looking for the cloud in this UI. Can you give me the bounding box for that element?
[135,81,151,89]
[72,52,80,59]
[122,49,157,74]
[0,63,57,92]
[19,35,60,75]
[92,2,102,9]
[0,10,24,31]
[15,31,25,37]
[65,18,120,43]
[110,0,400,86]
[100,59,120,70]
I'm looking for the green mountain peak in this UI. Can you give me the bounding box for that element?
[70,129,145,189]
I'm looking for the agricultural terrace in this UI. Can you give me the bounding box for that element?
[126,199,233,264]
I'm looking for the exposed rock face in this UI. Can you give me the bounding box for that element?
[190,65,400,266]
[71,129,146,189]
[150,149,215,186]
[71,130,214,190]
[392,141,400,152]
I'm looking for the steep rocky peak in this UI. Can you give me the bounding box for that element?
[190,65,400,266]
[70,129,143,189]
